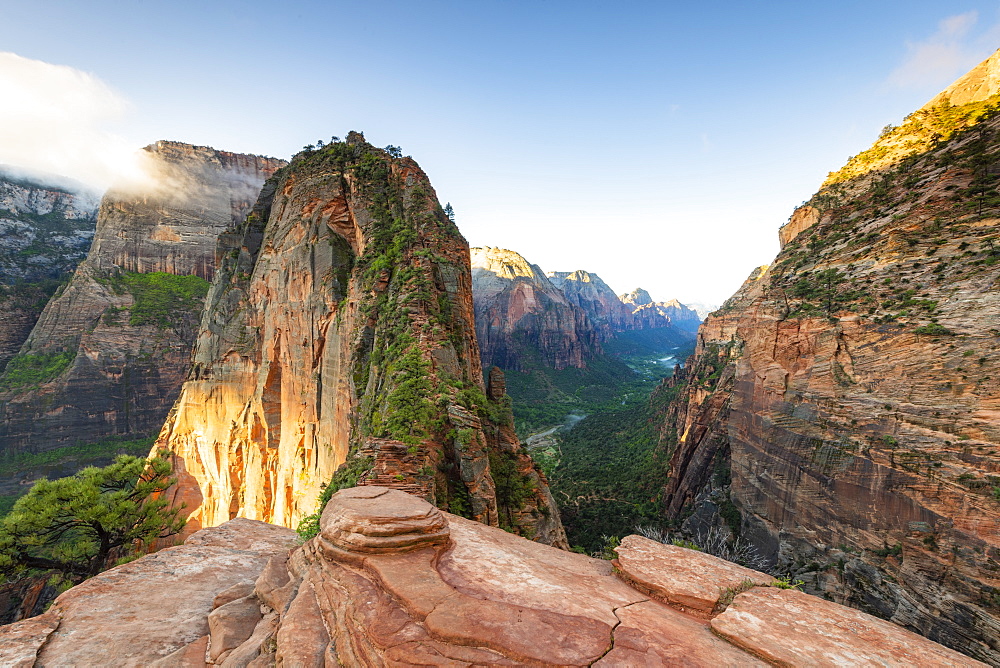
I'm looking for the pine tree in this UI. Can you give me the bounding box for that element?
[0,451,185,581]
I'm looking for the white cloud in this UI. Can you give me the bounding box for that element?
[888,11,1000,89]
[0,52,152,191]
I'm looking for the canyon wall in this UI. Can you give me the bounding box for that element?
[471,247,600,370]
[0,142,284,459]
[157,135,565,546]
[547,269,634,334]
[659,51,1000,664]
[0,172,99,371]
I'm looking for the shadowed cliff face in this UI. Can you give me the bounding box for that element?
[0,174,99,373]
[471,247,600,370]
[158,135,566,547]
[548,269,634,334]
[659,52,1000,664]
[0,143,284,463]
[89,141,282,281]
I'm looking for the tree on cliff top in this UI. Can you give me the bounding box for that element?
[0,451,185,582]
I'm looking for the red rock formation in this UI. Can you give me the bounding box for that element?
[0,143,284,460]
[158,135,565,547]
[0,487,983,666]
[471,247,601,370]
[547,269,634,334]
[658,51,1000,663]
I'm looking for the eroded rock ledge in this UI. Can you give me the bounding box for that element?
[0,487,984,666]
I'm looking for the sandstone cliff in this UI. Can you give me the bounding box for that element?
[472,247,601,370]
[0,143,283,462]
[547,269,634,334]
[0,487,984,667]
[659,52,1000,663]
[157,135,565,547]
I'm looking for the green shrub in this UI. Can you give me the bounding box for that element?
[914,323,953,336]
[0,451,184,581]
[296,454,374,541]
[0,350,74,390]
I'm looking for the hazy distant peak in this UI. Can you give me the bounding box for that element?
[0,164,100,200]
[619,288,653,306]
[548,269,595,283]
[546,269,615,293]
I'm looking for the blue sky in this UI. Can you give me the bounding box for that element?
[2,1,999,305]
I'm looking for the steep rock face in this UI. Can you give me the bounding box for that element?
[0,143,283,459]
[547,269,633,335]
[88,141,282,280]
[0,173,99,372]
[659,53,1000,663]
[158,136,565,547]
[0,171,99,283]
[1,488,983,667]
[471,247,600,370]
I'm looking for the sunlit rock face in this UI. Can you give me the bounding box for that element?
[471,247,600,370]
[0,489,982,667]
[0,143,284,461]
[159,135,565,546]
[657,52,1000,663]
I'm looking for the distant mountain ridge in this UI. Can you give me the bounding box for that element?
[472,246,700,373]
[619,288,702,333]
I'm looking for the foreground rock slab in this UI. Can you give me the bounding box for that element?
[0,518,295,668]
[614,534,774,614]
[0,487,985,666]
[712,586,986,667]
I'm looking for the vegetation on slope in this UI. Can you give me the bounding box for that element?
[0,350,74,391]
[550,400,671,552]
[101,271,210,330]
[0,451,184,583]
[825,93,1000,185]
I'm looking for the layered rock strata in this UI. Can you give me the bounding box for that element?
[0,172,99,372]
[0,171,99,283]
[0,143,283,457]
[0,487,983,667]
[157,135,565,546]
[472,247,600,370]
[547,269,634,334]
[659,51,1000,663]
